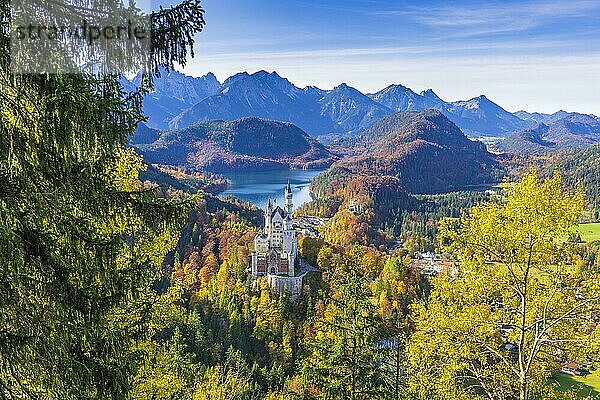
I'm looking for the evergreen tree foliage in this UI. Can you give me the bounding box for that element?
[0,1,206,398]
[302,254,386,400]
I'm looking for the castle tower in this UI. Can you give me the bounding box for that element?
[284,181,293,215]
[266,198,273,228]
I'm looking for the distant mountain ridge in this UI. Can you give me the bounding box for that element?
[125,69,597,140]
[319,83,392,134]
[368,88,529,137]
[124,68,222,130]
[497,113,600,155]
[513,110,594,125]
[169,70,335,135]
[134,117,337,172]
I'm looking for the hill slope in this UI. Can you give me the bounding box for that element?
[559,144,600,214]
[444,95,530,136]
[544,113,600,147]
[496,124,556,155]
[314,110,501,195]
[319,83,392,135]
[135,117,337,172]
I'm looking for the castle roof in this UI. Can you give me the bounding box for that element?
[270,205,287,219]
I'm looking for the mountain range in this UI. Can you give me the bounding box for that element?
[122,69,221,130]
[368,86,529,136]
[125,70,523,137]
[126,69,599,151]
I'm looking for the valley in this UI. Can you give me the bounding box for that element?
[129,70,600,245]
[133,84,600,252]
[131,70,600,228]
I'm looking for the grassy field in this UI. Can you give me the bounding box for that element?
[571,223,600,243]
[552,373,600,397]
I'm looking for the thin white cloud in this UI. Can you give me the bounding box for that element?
[196,37,593,61]
[376,0,600,36]
[184,0,600,115]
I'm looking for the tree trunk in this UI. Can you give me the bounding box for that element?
[520,377,527,400]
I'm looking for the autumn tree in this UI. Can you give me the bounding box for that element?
[192,348,260,400]
[407,172,600,400]
[130,283,202,399]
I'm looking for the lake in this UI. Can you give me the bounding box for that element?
[219,169,325,211]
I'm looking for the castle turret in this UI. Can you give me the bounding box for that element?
[284,181,293,215]
[266,198,273,228]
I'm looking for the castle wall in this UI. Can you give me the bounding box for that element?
[267,274,303,300]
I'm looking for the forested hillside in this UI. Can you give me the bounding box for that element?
[296,110,507,249]
[136,117,337,172]
[560,144,600,216]
[321,110,502,195]
[139,164,229,194]
[505,144,600,218]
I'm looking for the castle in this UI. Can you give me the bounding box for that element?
[251,182,298,278]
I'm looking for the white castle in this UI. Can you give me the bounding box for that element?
[251,182,298,278]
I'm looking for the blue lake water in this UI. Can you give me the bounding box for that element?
[219,169,325,211]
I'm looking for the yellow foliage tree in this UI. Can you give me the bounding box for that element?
[407,172,600,400]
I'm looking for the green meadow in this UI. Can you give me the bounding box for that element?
[552,373,600,397]
[571,223,600,243]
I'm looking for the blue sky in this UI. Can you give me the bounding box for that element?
[170,0,600,114]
